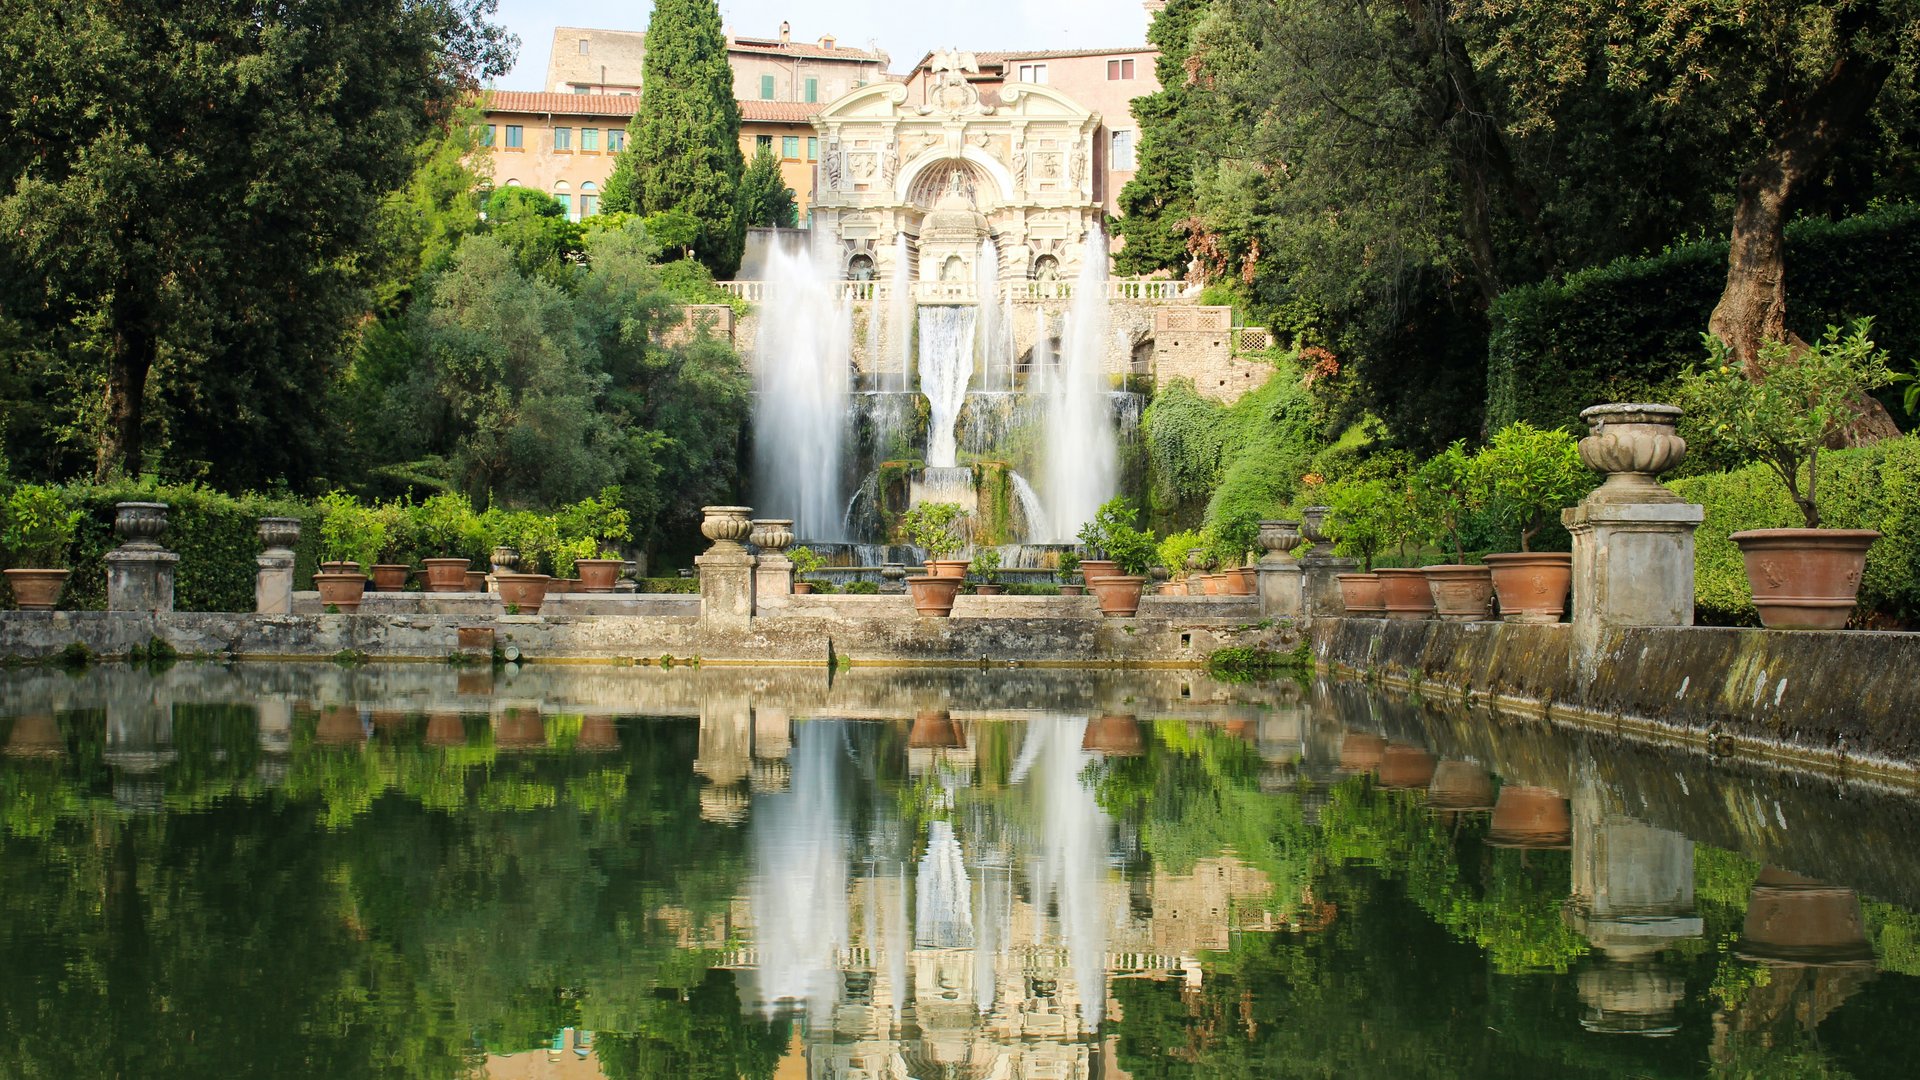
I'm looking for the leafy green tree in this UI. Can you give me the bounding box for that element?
[600,0,746,276]
[737,147,800,230]
[484,188,586,288]
[368,103,495,315]
[0,0,513,484]
[1114,0,1221,275]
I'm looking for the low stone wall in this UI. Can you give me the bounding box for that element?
[0,607,1292,668]
[1314,617,1920,777]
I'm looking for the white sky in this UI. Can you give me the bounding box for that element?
[488,0,1153,89]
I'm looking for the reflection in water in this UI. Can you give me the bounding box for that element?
[4,663,1920,1078]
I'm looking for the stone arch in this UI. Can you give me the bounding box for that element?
[895,147,1015,209]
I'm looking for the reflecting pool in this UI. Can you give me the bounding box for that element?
[3,663,1920,1078]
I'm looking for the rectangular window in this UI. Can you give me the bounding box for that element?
[554,193,572,216]
[573,84,590,95]
[479,124,495,147]
[807,136,818,161]
[553,126,572,151]
[1108,58,1135,80]
[580,194,598,217]
[1018,63,1048,84]
[578,38,590,55]
[804,77,818,103]
[756,134,774,151]
[760,74,776,100]
[782,135,800,160]
[607,128,624,152]
[580,127,599,152]
[1111,129,1136,171]
[504,125,523,149]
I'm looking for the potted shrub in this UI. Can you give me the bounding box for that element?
[367,502,417,592]
[1080,498,1155,617]
[1157,530,1204,594]
[2,484,80,610]
[1413,442,1493,621]
[1057,549,1084,596]
[315,492,382,612]
[415,493,479,593]
[492,509,557,614]
[902,502,969,577]
[789,545,825,593]
[971,548,1005,595]
[1678,320,1895,628]
[1473,422,1590,623]
[561,487,630,593]
[1325,478,1389,615]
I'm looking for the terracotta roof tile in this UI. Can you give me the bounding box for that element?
[908,46,1156,71]
[739,100,821,123]
[729,36,888,62]
[481,90,638,117]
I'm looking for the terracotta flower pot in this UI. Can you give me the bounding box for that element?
[927,559,969,579]
[1082,714,1144,755]
[1730,528,1881,630]
[320,561,358,574]
[1376,568,1436,620]
[1201,573,1227,596]
[1422,564,1494,622]
[1338,732,1387,773]
[1087,574,1146,617]
[465,570,488,592]
[1378,743,1437,789]
[1483,552,1573,623]
[1155,583,1183,595]
[792,581,816,594]
[1079,560,1118,582]
[370,564,410,592]
[1427,761,1495,811]
[575,558,623,593]
[496,708,545,750]
[422,558,471,593]
[1059,584,1085,596]
[1738,866,1877,965]
[4,569,69,611]
[1336,572,1385,615]
[1226,566,1257,596]
[910,710,966,748]
[1488,785,1572,848]
[494,573,551,614]
[907,574,962,616]
[974,583,1006,595]
[313,571,367,613]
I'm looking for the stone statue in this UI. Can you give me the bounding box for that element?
[930,48,981,80]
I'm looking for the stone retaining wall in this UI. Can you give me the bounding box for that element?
[1314,617,1920,777]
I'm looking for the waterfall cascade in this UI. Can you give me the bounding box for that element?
[751,243,852,541]
[1038,226,1119,543]
[917,305,977,469]
[887,235,914,392]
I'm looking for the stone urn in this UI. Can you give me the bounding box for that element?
[880,562,909,593]
[113,502,170,549]
[750,519,795,556]
[700,505,755,551]
[257,517,301,554]
[1257,520,1306,563]
[1578,403,1688,504]
[490,546,521,574]
[1300,506,1333,546]
[1488,785,1572,849]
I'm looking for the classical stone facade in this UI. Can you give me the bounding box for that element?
[808,55,1107,284]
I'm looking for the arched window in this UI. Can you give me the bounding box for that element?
[579,181,598,218]
[847,254,875,281]
[553,181,573,220]
[502,178,521,187]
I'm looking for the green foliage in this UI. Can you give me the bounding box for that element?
[1113,0,1219,275]
[969,547,1001,583]
[319,492,384,571]
[482,187,586,287]
[840,580,880,595]
[655,258,749,315]
[557,486,632,556]
[1206,643,1312,682]
[368,103,492,313]
[1472,423,1592,552]
[900,502,968,558]
[600,0,746,276]
[1158,529,1207,576]
[1678,320,1896,528]
[1322,477,1397,571]
[1670,436,1920,623]
[737,146,799,229]
[413,492,489,561]
[635,577,700,594]
[1411,442,1479,563]
[1078,497,1160,575]
[488,509,563,577]
[787,545,825,577]
[0,483,79,567]
[643,210,702,259]
[1142,371,1333,538]
[1488,208,1920,434]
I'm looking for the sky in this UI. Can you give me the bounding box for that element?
[489,0,1153,89]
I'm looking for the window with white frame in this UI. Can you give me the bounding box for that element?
[1017,63,1049,84]
[1110,129,1136,171]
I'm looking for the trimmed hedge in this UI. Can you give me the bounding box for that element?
[1669,436,1920,625]
[1488,205,1920,434]
[58,483,324,613]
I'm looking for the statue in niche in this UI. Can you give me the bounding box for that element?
[1069,149,1085,189]
[941,255,968,281]
[825,142,843,189]
[848,254,876,281]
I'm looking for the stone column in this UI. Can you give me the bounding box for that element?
[750,519,795,612]
[255,517,301,614]
[1297,506,1358,620]
[105,502,180,613]
[1254,519,1306,620]
[1563,405,1705,686]
[695,506,757,628]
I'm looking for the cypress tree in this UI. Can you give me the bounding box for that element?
[737,147,799,229]
[602,0,746,276]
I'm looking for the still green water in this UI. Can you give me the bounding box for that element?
[2,663,1918,1079]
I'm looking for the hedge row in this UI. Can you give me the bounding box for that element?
[1487,205,1920,433]
[1669,436,1920,625]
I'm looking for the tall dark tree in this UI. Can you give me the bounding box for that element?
[1113,0,1219,276]
[600,0,746,277]
[736,147,799,229]
[0,0,513,485]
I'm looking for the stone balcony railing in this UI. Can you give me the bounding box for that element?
[714,278,1200,305]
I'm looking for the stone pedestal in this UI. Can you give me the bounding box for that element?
[1255,519,1306,620]
[1301,556,1358,619]
[1565,405,1703,686]
[106,502,179,613]
[749,519,794,612]
[697,506,757,628]
[255,516,301,614]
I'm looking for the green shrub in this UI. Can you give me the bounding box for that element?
[319,491,383,570]
[414,492,488,562]
[900,502,967,558]
[1472,423,1593,552]
[635,577,699,594]
[1078,497,1158,575]
[1670,437,1920,624]
[1,484,80,567]
[841,580,880,595]
[1488,205,1920,434]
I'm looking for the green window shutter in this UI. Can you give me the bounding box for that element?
[760,74,775,100]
